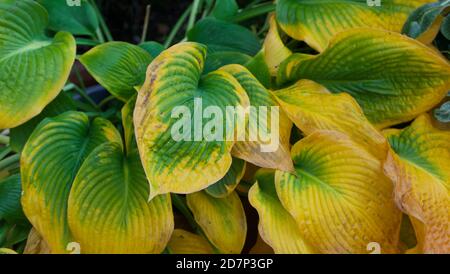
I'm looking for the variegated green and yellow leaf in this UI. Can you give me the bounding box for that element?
[384,114,450,254]
[263,14,292,76]
[276,131,402,253]
[80,42,153,101]
[206,157,246,198]
[167,229,215,254]
[0,0,76,129]
[249,169,314,254]
[273,79,387,159]
[219,64,293,171]
[67,142,174,254]
[21,112,122,253]
[134,42,250,198]
[187,191,247,254]
[278,28,450,128]
[276,0,434,51]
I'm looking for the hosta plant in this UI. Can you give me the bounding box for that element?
[0,0,449,254]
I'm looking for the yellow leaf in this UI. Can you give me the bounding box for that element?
[276,131,402,253]
[384,114,450,253]
[167,229,215,254]
[187,191,247,254]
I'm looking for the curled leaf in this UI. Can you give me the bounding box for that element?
[384,114,450,253]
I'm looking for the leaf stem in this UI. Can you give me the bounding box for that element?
[0,154,20,171]
[72,85,100,111]
[187,0,202,34]
[140,5,152,43]
[0,135,9,145]
[164,4,193,48]
[89,0,113,41]
[231,2,275,23]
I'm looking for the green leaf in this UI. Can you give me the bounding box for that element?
[21,111,122,253]
[0,0,76,129]
[80,41,153,102]
[402,0,450,44]
[139,41,165,58]
[0,175,26,223]
[37,0,99,37]
[187,17,261,56]
[211,0,239,21]
[245,52,272,89]
[442,14,450,40]
[10,92,76,152]
[206,157,246,198]
[435,101,450,123]
[277,28,450,128]
[68,142,174,254]
[204,51,251,74]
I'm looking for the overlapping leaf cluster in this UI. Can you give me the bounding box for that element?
[0,0,449,254]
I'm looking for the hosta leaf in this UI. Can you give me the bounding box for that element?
[263,15,291,76]
[245,52,272,89]
[276,0,434,51]
[211,0,238,21]
[37,0,98,37]
[0,248,17,254]
[276,131,402,253]
[0,0,76,129]
[384,114,450,253]
[187,191,247,254]
[167,229,215,254]
[434,101,450,123]
[10,91,76,152]
[21,112,122,253]
[278,28,450,128]
[442,15,450,39]
[134,42,250,198]
[219,64,293,171]
[187,17,261,55]
[80,42,153,101]
[204,51,251,74]
[206,157,246,198]
[249,169,314,254]
[0,174,26,223]
[273,80,387,159]
[68,142,174,254]
[139,41,165,58]
[402,0,450,44]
